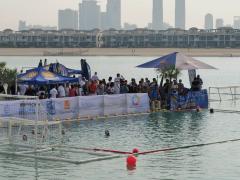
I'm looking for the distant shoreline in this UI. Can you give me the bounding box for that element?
[0,48,240,57]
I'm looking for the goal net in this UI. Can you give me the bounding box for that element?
[0,94,63,152]
[209,86,240,102]
[0,94,122,165]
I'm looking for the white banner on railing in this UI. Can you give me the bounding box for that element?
[0,100,38,120]
[0,93,150,121]
[127,93,150,113]
[104,94,127,115]
[79,95,104,118]
[41,97,79,120]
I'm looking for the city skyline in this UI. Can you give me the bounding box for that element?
[0,0,239,30]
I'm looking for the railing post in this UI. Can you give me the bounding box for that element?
[217,88,221,101]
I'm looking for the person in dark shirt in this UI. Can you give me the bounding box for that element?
[163,79,171,95]
[38,60,43,67]
[128,78,138,93]
[120,80,129,94]
[178,79,185,95]
[25,86,36,96]
[191,77,200,91]
[196,75,203,90]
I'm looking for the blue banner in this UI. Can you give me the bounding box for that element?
[170,89,208,110]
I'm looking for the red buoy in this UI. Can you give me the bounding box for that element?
[132,148,139,154]
[126,155,137,166]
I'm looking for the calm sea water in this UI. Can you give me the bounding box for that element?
[0,56,240,180]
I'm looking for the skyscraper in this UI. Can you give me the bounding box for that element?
[205,13,213,29]
[79,0,101,30]
[175,0,185,29]
[106,0,121,29]
[216,18,224,29]
[234,16,240,29]
[152,0,163,30]
[19,20,27,31]
[100,12,108,30]
[58,9,78,30]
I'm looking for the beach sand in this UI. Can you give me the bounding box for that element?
[0,48,239,57]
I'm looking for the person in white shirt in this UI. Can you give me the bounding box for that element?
[58,84,66,98]
[50,85,58,98]
[78,74,86,87]
[78,75,86,96]
[114,73,121,94]
[19,84,28,95]
[91,72,99,82]
[65,84,70,97]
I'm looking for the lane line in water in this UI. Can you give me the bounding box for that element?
[137,138,240,155]
[210,108,240,114]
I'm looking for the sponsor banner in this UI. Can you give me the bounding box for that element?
[54,97,79,120]
[0,100,38,120]
[127,93,150,113]
[79,95,104,118]
[170,89,208,110]
[0,93,150,121]
[104,94,127,115]
[41,97,79,120]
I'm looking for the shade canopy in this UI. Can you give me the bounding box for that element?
[17,67,78,85]
[43,63,81,76]
[137,52,216,70]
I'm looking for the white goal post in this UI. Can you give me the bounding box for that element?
[0,94,63,152]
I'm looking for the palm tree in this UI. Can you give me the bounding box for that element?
[156,65,181,87]
[0,62,17,92]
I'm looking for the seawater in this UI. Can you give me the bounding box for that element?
[1,56,240,88]
[0,56,240,180]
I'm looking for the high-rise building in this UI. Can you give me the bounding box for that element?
[175,0,185,29]
[152,0,163,30]
[79,0,101,30]
[205,13,213,29]
[216,18,224,29]
[106,0,121,29]
[101,12,108,30]
[234,16,240,29]
[58,9,78,30]
[19,20,27,31]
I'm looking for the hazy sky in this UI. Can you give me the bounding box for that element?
[0,0,238,30]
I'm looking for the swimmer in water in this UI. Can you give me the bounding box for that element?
[105,130,110,137]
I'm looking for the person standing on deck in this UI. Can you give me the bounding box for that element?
[91,72,99,82]
[114,73,121,94]
[58,84,66,98]
[50,85,58,98]
[44,59,47,66]
[38,59,43,67]
[196,75,203,90]
[88,80,97,95]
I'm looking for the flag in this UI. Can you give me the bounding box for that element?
[188,69,196,86]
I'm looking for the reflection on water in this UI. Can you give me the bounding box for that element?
[34,159,39,180]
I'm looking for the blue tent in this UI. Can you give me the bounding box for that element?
[17,67,78,85]
[44,63,81,76]
[137,52,216,70]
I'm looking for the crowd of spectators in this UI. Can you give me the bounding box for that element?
[18,71,203,108]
